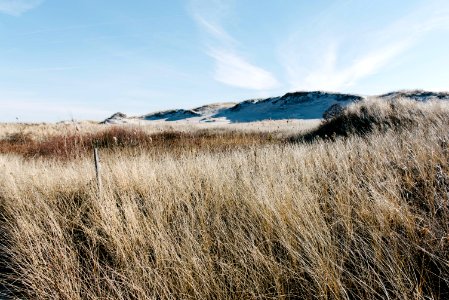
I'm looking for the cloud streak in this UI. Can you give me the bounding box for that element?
[280,0,449,92]
[285,40,413,91]
[0,0,43,16]
[209,49,279,90]
[189,0,279,90]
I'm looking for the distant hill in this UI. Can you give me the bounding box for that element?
[378,90,449,101]
[102,90,449,124]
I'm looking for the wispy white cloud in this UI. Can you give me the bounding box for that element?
[208,48,280,91]
[287,40,413,91]
[280,0,449,92]
[191,14,236,47]
[209,49,279,90]
[0,0,43,16]
[189,0,279,90]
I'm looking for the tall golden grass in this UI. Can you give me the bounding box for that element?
[0,99,448,299]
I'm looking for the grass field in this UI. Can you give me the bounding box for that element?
[1,99,448,299]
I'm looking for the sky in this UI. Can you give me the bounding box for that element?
[1,0,448,122]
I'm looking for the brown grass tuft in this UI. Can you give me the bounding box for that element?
[0,126,282,160]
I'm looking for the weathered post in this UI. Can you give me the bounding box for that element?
[94,148,102,196]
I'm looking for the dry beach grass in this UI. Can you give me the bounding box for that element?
[0,99,448,299]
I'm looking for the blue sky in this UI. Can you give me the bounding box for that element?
[1,0,448,122]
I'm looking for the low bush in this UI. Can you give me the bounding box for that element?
[299,98,449,141]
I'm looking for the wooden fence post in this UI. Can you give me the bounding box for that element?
[94,148,102,195]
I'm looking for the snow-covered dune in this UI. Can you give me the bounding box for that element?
[378,90,449,101]
[214,91,362,122]
[102,90,449,124]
